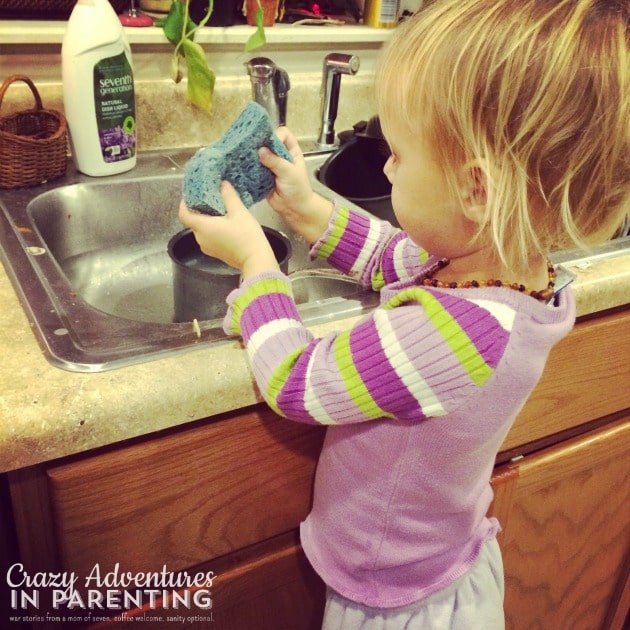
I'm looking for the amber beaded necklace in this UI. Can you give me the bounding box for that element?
[421,258,556,302]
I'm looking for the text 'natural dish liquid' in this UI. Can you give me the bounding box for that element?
[62,0,137,176]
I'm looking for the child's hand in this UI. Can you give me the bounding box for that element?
[178,182,279,280]
[260,127,333,244]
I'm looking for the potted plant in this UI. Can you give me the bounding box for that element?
[244,0,282,26]
[157,0,268,112]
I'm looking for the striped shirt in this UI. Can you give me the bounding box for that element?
[223,202,575,608]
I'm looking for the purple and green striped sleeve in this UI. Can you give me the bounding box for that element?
[224,274,513,425]
[311,203,433,289]
[222,208,513,425]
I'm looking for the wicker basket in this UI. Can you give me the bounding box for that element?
[0,74,68,189]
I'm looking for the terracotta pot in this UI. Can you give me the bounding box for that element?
[245,0,279,26]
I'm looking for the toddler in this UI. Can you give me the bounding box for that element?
[179,0,629,627]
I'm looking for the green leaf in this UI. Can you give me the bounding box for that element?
[160,1,197,47]
[156,0,266,111]
[245,8,267,52]
[182,38,216,113]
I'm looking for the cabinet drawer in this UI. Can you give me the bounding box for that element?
[45,406,326,578]
[87,531,326,630]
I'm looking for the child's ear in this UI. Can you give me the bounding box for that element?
[459,161,489,224]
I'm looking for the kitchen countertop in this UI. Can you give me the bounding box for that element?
[1,235,629,474]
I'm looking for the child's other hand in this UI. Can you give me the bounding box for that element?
[178,182,279,280]
[261,127,333,244]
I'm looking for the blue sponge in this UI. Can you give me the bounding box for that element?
[183,101,293,215]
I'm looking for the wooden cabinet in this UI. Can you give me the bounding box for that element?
[84,533,325,630]
[8,406,327,629]
[490,416,630,630]
[5,306,630,629]
[498,307,630,454]
[35,407,325,578]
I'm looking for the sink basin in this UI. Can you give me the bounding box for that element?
[2,148,628,373]
[316,118,396,225]
[0,150,378,372]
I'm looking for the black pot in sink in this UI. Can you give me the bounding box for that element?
[168,227,291,322]
[317,116,396,224]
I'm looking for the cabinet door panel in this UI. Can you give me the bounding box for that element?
[498,418,630,630]
[88,532,326,630]
[45,407,325,578]
[210,533,326,630]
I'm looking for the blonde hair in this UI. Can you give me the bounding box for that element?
[376,0,630,268]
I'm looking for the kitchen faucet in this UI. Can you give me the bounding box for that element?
[246,57,290,129]
[315,52,360,151]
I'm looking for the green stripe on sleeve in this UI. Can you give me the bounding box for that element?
[333,330,392,419]
[384,288,493,386]
[228,277,293,334]
[265,346,306,416]
[317,204,350,260]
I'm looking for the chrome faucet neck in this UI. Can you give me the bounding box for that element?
[315,53,360,151]
[246,57,290,129]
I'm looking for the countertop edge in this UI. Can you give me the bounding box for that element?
[1,239,629,473]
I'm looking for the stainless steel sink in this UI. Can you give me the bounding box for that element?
[0,150,378,372]
[2,149,628,373]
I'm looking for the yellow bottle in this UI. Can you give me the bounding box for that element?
[363,0,399,28]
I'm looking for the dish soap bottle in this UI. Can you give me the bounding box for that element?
[62,0,137,176]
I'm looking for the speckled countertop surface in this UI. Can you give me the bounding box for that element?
[0,250,367,473]
[1,238,628,473]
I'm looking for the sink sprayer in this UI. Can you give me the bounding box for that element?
[315,53,361,151]
[246,52,360,152]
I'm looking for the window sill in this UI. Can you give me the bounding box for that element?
[1,20,393,46]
